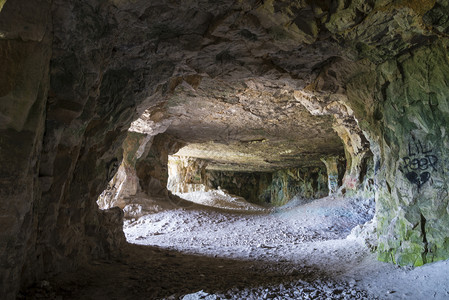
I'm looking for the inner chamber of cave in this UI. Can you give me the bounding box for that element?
[2,0,449,299]
[96,88,354,215]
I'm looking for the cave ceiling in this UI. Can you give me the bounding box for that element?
[163,78,343,172]
[120,0,434,171]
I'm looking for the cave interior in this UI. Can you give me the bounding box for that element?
[1,0,449,299]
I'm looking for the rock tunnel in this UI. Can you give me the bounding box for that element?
[1,0,449,298]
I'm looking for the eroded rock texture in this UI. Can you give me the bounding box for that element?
[166,156,327,206]
[206,170,273,204]
[97,131,150,210]
[371,43,449,266]
[2,0,449,298]
[321,156,345,194]
[167,155,209,194]
[0,0,52,297]
[268,167,329,205]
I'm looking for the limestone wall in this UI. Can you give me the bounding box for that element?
[167,156,209,194]
[168,160,329,207]
[369,43,449,266]
[268,167,329,206]
[0,0,179,297]
[288,1,449,265]
[0,0,52,297]
[205,170,272,205]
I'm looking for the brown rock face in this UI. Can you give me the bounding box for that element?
[2,0,449,298]
[0,0,52,297]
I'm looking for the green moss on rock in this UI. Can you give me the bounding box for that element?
[368,42,449,266]
[122,131,147,167]
[0,0,6,13]
[268,167,328,206]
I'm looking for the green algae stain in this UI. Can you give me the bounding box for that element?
[373,42,449,267]
[0,0,6,13]
[269,26,290,41]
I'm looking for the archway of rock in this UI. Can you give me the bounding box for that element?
[3,0,449,299]
[91,104,378,299]
[96,76,354,212]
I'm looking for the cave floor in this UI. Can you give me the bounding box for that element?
[23,195,449,299]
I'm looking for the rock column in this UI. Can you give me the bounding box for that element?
[321,156,340,194]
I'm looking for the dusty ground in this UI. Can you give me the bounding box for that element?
[20,193,449,299]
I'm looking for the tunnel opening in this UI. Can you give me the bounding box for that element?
[87,39,383,295]
[166,154,272,210]
[115,134,376,257]
[166,153,332,209]
[94,110,376,263]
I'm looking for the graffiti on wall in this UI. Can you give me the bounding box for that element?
[401,139,438,189]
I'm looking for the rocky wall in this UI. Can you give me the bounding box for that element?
[268,167,329,206]
[0,0,187,297]
[0,0,52,297]
[167,156,209,194]
[330,2,449,266]
[370,42,449,266]
[286,0,449,265]
[205,171,272,205]
[168,158,328,206]
[30,1,143,294]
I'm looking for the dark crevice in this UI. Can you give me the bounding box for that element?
[420,213,428,264]
[358,151,373,184]
[380,81,389,102]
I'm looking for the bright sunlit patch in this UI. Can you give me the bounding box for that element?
[123,194,375,260]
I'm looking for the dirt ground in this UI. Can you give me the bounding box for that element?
[20,194,449,299]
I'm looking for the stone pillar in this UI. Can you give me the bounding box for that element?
[342,41,449,266]
[321,156,340,194]
[135,133,184,197]
[332,121,371,191]
[167,156,208,194]
[97,132,152,209]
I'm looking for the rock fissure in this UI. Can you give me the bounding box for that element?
[421,213,428,264]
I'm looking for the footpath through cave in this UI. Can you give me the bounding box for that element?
[23,187,449,300]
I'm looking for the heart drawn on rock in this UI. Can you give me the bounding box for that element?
[405,171,430,188]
